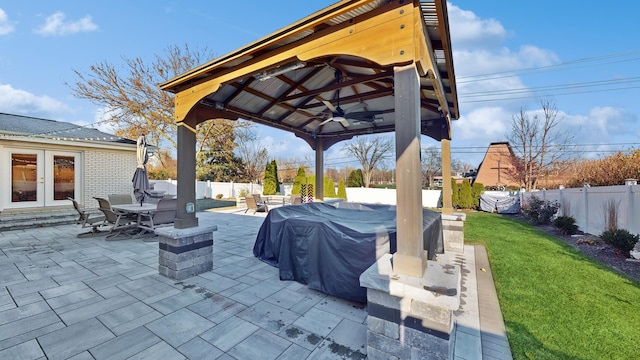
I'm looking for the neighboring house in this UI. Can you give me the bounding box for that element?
[0,113,139,212]
[474,142,521,189]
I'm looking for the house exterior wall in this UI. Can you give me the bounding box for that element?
[474,143,520,189]
[0,138,136,211]
[84,150,137,207]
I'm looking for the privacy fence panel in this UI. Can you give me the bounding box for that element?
[521,184,639,236]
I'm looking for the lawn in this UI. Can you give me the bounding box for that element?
[465,211,640,360]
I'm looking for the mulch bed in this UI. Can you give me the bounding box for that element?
[506,214,640,283]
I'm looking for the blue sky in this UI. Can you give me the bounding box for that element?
[1,1,638,170]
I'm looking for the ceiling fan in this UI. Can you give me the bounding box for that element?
[318,71,383,128]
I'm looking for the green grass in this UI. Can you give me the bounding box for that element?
[195,198,236,212]
[465,211,640,360]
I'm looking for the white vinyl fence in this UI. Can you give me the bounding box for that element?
[150,180,269,200]
[520,184,640,236]
[149,180,444,208]
[345,188,442,208]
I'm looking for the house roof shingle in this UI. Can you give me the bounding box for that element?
[0,113,136,145]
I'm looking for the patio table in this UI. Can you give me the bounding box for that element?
[111,203,159,237]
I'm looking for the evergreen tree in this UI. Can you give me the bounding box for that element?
[459,179,473,209]
[337,178,347,199]
[291,166,306,195]
[471,182,485,209]
[323,176,336,197]
[451,178,460,209]
[263,160,277,195]
[347,169,365,187]
[272,160,281,194]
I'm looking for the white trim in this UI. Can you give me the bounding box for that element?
[0,135,137,152]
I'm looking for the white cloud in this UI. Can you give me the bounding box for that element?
[452,107,511,142]
[35,11,97,36]
[447,3,507,49]
[449,4,560,115]
[561,106,636,142]
[0,83,70,115]
[0,9,15,35]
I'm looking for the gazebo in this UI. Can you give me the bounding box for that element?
[160,0,458,276]
[159,1,460,356]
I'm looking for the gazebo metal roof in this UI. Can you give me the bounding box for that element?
[160,0,458,150]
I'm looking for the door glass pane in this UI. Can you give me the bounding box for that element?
[11,153,37,202]
[53,155,75,200]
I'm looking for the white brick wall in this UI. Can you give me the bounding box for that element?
[83,150,137,207]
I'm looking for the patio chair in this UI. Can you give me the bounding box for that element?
[67,197,106,237]
[245,195,268,214]
[108,194,138,221]
[108,193,133,205]
[138,198,177,232]
[93,197,134,237]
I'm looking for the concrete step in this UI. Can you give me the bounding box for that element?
[0,209,94,232]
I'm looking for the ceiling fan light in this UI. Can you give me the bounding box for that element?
[333,116,346,122]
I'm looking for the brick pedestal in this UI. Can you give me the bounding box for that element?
[155,225,217,280]
[441,212,466,254]
[359,254,461,360]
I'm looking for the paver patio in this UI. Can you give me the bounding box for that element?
[0,209,510,359]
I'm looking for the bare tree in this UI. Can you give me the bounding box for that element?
[451,158,475,177]
[67,44,244,175]
[506,99,573,191]
[276,157,311,183]
[343,136,393,187]
[422,146,441,188]
[235,121,269,182]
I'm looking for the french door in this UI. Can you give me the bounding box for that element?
[5,149,80,209]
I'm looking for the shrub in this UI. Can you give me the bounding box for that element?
[263,160,280,195]
[347,169,364,187]
[291,166,306,195]
[451,178,460,209]
[552,215,578,235]
[337,178,347,199]
[323,176,336,197]
[471,182,485,209]
[600,229,639,254]
[521,195,559,225]
[457,179,472,209]
[215,193,223,200]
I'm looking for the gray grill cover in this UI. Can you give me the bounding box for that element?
[253,202,443,302]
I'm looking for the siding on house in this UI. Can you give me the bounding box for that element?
[84,150,137,207]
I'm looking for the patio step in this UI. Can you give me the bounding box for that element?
[0,209,90,232]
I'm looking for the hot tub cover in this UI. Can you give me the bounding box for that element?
[253,202,443,302]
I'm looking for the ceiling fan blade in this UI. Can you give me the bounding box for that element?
[319,118,332,126]
[338,118,350,127]
[322,100,337,113]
